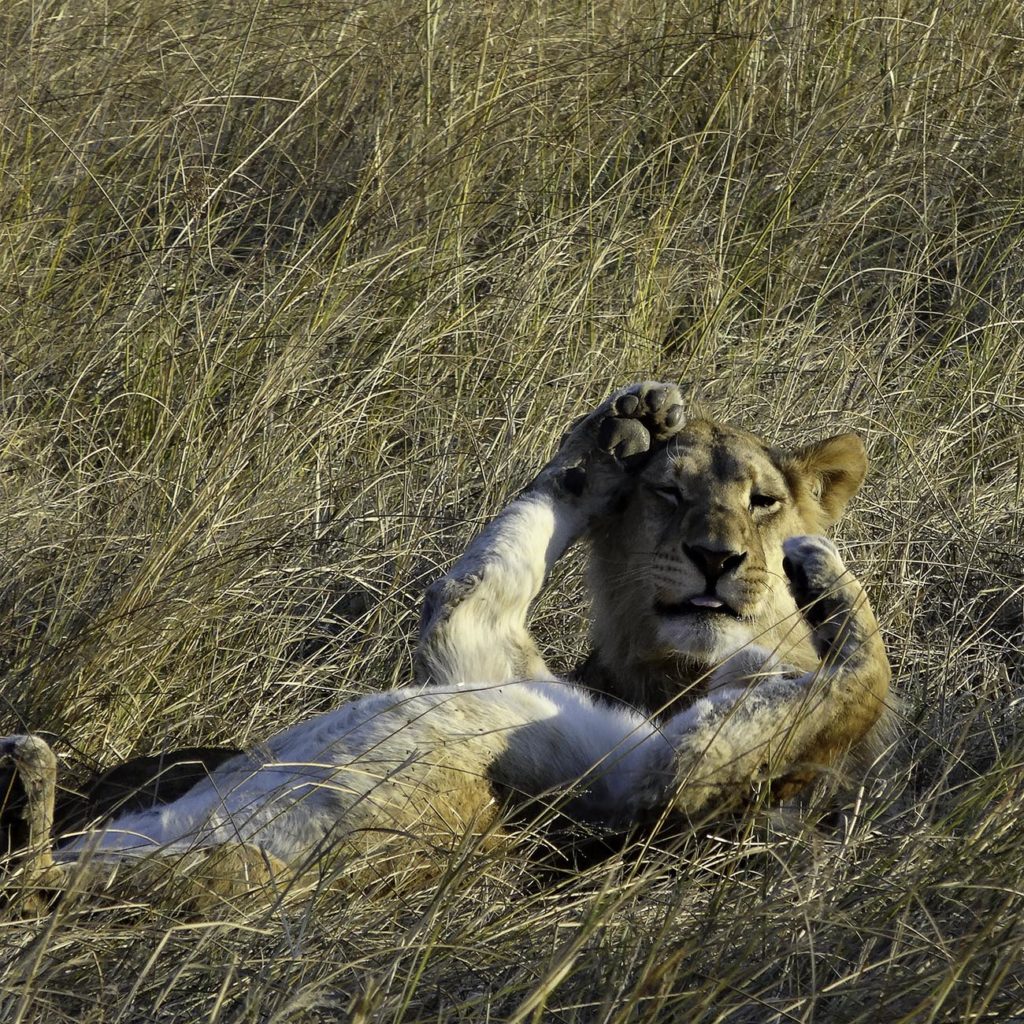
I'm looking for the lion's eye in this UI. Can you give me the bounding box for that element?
[750,493,781,512]
[651,485,681,506]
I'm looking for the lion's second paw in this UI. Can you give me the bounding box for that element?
[782,534,862,639]
[782,535,843,593]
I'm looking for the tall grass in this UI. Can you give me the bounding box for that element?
[1,0,1023,1019]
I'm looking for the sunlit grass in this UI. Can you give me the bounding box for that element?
[1,0,1023,1019]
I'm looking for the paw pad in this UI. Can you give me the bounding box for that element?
[597,381,687,464]
[597,416,651,460]
[550,381,688,504]
[615,393,640,417]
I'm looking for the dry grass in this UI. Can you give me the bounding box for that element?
[1,0,1023,1019]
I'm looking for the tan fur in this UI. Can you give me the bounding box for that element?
[416,386,890,805]
[582,418,889,782]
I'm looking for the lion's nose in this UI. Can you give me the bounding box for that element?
[683,544,747,586]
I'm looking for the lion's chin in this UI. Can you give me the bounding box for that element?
[653,609,755,664]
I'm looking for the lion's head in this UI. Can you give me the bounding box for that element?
[584,419,868,712]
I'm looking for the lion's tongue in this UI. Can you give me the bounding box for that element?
[690,595,724,609]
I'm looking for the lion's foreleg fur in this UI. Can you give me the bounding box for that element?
[663,536,892,812]
[415,382,684,690]
[417,473,586,687]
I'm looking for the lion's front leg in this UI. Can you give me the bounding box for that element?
[664,535,892,813]
[416,382,686,687]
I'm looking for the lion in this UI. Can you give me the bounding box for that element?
[0,382,891,909]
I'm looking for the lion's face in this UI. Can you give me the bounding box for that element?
[587,419,867,698]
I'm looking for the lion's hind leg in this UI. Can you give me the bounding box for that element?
[122,842,293,916]
[2,736,291,916]
[1,734,67,912]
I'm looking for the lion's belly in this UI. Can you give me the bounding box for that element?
[61,681,656,864]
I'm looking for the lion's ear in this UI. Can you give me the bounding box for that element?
[784,433,868,526]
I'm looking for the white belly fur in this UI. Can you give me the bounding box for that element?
[61,681,672,865]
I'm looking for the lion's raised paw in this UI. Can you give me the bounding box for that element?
[782,534,862,639]
[532,381,687,509]
[559,381,686,471]
[597,381,686,458]
[782,535,844,598]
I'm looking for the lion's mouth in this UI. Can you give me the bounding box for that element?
[654,595,740,619]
